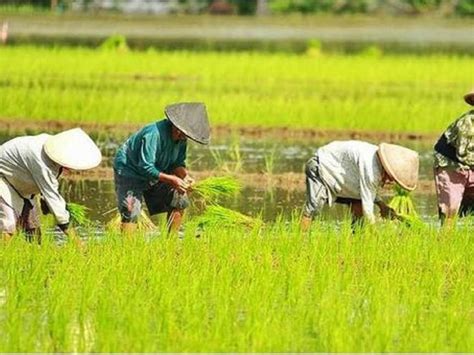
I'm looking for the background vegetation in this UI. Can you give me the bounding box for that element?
[1,0,473,16]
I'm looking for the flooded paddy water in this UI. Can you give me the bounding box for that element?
[50,135,443,225]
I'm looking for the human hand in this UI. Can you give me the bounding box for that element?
[379,202,398,220]
[184,175,195,191]
[63,227,84,249]
[170,175,189,194]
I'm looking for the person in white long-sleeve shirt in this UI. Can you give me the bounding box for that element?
[301,141,419,231]
[0,128,101,242]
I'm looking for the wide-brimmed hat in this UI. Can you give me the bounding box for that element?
[377,143,419,191]
[464,90,474,106]
[44,128,102,170]
[165,102,210,145]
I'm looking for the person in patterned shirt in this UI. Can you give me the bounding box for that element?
[433,90,474,224]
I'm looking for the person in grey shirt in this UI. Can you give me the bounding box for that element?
[301,141,419,231]
[0,128,101,243]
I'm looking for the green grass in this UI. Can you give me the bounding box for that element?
[0,219,472,352]
[0,46,473,133]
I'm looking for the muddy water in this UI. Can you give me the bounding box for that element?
[57,137,443,224]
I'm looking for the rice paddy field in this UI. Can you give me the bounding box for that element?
[0,18,473,352]
[1,220,473,352]
[0,45,473,133]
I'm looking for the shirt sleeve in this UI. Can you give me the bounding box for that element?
[358,158,378,223]
[169,141,187,171]
[28,159,70,225]
[137,132,161,179]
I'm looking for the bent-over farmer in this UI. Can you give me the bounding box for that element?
[0,128,102,242]
[113,102,210,234]
[301,140,419,231]
[433,90,474,224]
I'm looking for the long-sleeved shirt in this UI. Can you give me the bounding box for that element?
[0,134,69,224]
[316,140,383,222]
[114,119,187,184]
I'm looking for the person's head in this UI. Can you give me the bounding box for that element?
[165,102,211,145]
[171,124,187,142]
[380,168,394,187]
[464,89,474,106]
[44,128,102,171]
[377,143,419,191]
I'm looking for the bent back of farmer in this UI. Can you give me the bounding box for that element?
[0,128,102,242]
[113,102,210,234]
[301,140,419,231]
[433,90,474,223]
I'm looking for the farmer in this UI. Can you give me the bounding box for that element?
[113,102,210,234]
[301,141,419,231]
[0,128,102,242]
[433,90,474,224]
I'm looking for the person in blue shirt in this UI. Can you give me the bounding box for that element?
[114,102,210,234]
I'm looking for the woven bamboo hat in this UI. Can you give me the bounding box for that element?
[165,102,210,145]
[464,90,474,106]
[44,128,102,170]
[377,143,419,191]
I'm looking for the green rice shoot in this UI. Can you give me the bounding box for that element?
[193,176,242,203]
[66,202,92,227]
[106,210,156,232]
[388,184,423,227]
[196,205,262,229]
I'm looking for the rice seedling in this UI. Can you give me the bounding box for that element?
[388,184,424,227]
[263,146,277,175]
[195,204,263,229]
[66,202,92,227]
[192,176,241,203]
[0,219,472,352]
[210,140,243,173]
[105,209,156,232]
[388,184,418,217]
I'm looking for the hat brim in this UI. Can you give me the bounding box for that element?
[464,92,474,106]
[44,128,102,170]
[166,115,210,145]
[165,102,211,145]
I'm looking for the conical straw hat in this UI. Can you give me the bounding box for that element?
[464,90,474,106]
[377,143,419,191]
[44,128,102,170]
[165,102,210,145]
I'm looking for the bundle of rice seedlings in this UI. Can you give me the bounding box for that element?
[388,184,418,217]
[105,209,156,232]
[388,184,423,227]
[67,203,92,227]
[193,176,241,203]
[196,205,262,229]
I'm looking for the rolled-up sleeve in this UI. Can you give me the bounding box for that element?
[169,142,187,171]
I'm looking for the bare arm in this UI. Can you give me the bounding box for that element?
[375,199,398,220]
[172,166,188,179]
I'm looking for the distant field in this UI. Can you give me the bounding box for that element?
[0,46,472,133]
